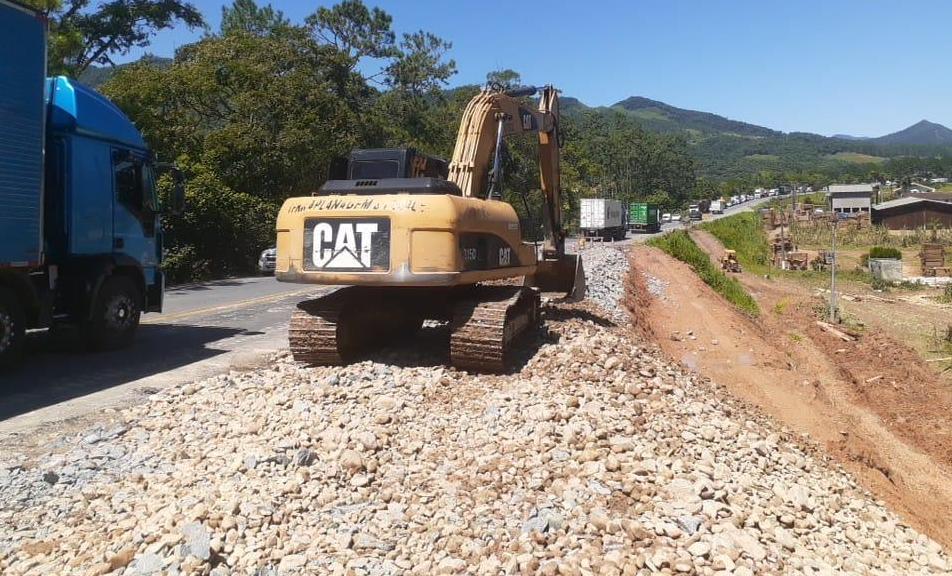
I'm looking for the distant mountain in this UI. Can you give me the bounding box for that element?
[79,55,172,89]
[559,96,587,113]
[560,95,952,178]
[832,134,869,141]
[611,96,778,138]
[871,120,952,146]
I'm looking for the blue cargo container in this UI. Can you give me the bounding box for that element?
[0,0,183,368]
[0,0,45,267]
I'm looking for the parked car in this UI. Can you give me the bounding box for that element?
[258,247,277,275]
[661,213,672,222]
[671,214,682,222]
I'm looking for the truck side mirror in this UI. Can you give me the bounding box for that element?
[169,169,186,216]
[156,162,186,216]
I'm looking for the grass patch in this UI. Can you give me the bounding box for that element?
[773,298,790,315]
[827,152,885,164]
[939,284,952,304]
[648,230,760,316]
[701,212,771,274]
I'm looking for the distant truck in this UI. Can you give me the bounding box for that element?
[710,199,724,214]
[627,202,661,233]
[0,1,183,368]
[688,204,703,221]
[698,199,712,213]
[580,198,626,240]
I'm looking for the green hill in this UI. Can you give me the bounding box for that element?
[612,96,777,138]
[562,96,952,178]
[79,55,172,89]
[871,120,952,146]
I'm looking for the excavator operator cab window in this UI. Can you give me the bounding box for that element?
[350,159,402,180]
[327,149,450,182]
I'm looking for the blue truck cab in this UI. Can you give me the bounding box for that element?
[0,0,181,367]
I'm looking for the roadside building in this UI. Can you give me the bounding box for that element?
[826,184,876,216]
[913,192,952,203]
[872,196,952,229]
[900,182,937,195]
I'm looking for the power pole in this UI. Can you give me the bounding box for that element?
[780,217,787,268]
[830,217,838,323]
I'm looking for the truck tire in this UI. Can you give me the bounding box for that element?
[84,276,141,351]
[0,287,25,369]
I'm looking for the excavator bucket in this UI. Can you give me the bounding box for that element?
[528,255,586,301]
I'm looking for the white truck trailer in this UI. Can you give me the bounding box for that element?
[580,198,626,241]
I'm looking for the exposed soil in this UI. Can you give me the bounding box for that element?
[630,233,952,549]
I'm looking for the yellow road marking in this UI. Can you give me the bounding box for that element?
[143,287,321,324]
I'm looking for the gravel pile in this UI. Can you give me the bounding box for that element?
[643,273,669,299]
[1,252,949,576]
[579,245,629,321]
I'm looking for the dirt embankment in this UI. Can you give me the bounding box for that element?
[630,233,952,549]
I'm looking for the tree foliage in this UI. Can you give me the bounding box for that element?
[99,1,704,281]
[102,0,461,280]
[23,0,204,75]
[219,0,288,36]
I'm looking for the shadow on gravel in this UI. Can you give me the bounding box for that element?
[0,324,256,421]
[351,322,554,375]
[543,306,616,327]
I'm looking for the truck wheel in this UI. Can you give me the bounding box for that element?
[0,287,25,369]
[84,276,141,351]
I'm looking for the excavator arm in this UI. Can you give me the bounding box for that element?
[448,85,583,298]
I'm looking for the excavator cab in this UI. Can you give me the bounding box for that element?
[327,148,449,181]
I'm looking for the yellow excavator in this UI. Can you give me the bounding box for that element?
[274,85,584,372]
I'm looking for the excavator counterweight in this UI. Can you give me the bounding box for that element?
[275,85,583,372]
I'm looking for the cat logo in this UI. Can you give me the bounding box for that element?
[304,218,391,272]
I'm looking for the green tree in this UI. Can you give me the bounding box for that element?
[23,0,204,76]
[306,0,397,69]
[220,0,288,36]
[486,69,521,90]
[102,0,460,281]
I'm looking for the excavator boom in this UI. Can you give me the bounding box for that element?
[447,85,584,299]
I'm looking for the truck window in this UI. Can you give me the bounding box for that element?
[114,150,155,236]
[115,154,143,210]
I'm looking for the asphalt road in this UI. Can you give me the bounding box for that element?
[0,196,773,437]
[0,277,330,437]
[570,195,774,248]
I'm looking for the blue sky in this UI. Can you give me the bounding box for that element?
[119,0,952,137]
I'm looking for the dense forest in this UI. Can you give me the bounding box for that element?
[25,0,952,281]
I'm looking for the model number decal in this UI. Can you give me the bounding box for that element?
[458,234,519,271]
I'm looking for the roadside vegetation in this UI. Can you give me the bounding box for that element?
[58,1,701,282]
[648,230,760,316]
[23,0,952,283]
[701,212,771,273]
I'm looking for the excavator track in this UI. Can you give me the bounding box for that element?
[450,286,540,373]
[289,289,353,365]
[290,287,423,366]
